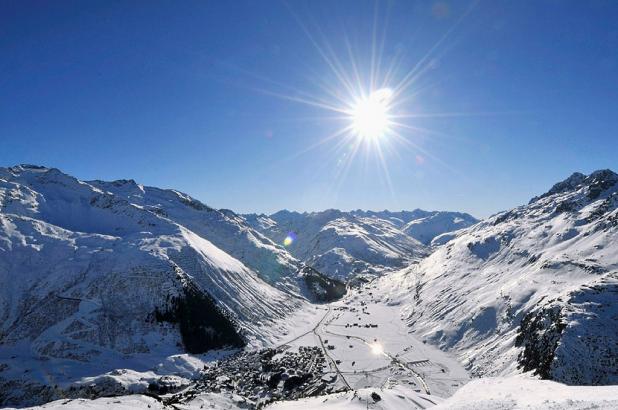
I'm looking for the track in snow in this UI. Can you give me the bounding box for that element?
[277,281,469,398]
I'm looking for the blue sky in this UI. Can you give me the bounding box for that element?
[2,1,617,217]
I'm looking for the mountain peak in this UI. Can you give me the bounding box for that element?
[3,164,52,175]
[585,169,618,199]
[531,169,618,203]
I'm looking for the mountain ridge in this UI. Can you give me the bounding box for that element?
[243,208,478,279]
[2,164,617,408]
[381,168,618,384]
[0,164,305,405]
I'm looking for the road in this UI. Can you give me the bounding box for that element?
[279,302,435,395]
[278,306,352,390]
[321,323,431,394]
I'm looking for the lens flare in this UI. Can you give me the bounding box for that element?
[283,232,297,247]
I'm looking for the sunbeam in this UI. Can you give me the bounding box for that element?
[224,1,483,198]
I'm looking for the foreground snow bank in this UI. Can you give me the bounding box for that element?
[435,377,618,409]
[269,385,441,409]
[271,377,618,410]
[17,395,165,410]
[16,392,244,410]
[15,377,618,409]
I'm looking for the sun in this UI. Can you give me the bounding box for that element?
[350,88,393,140]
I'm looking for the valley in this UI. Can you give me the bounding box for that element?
[273,281,468,398]
[1,165,618,409]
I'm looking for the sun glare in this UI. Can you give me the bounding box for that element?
[242,1,477,195]
[369,342,384,355]
[350,88,393,140]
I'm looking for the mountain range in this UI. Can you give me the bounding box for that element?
[383,169,618,384]
[1,164,617,408]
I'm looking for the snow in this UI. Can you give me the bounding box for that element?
[0,165,304,406]
[244,209,474,280]
[87,178,300,290]
[267,281,469,398]
[269,385,442,409]
[13,377,618,409]
[15,395,165,410]
[272,378,618,410]
[381,169,618,383]
[2,165,618,409]
[402,212,477,245]
[434,377,618,409]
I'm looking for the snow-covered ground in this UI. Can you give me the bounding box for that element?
[2,165,618,409]
[270,385,441,409]
[271,282,469,398]
[0,165,305,406]
[13,377,618,410]
[434,377,618,409]
[5,278,618,409]
[381,170,618,384]
[272,376,618,410]
[15,396,165,410]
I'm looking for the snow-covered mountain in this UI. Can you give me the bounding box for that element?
[380,169,618,384]
[401,211,478,245]
[244,210,426,280]
[86,179,299,290]
[3,165,617,409]
[0,165,306,405]
[351,209,478,245]
[244,209,476,280]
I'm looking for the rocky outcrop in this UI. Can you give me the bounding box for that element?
[299,266,347,303]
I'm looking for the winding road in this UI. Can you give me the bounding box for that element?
[279,304,432,395]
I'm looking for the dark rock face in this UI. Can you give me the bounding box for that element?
[515,303,566,379]
[299,266,347,303]
[531,169,618,203]
[516,273,618,385]
[587,170,618,200]
[551,275,618,385]
[178,196,212,211]
[493,210,518,225]
[534,172,587,202]
[155,284,244,353]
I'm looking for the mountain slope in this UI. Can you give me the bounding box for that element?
[245,210,426,280]
[382,169,618,384]
[351,209,478,245]
[402,211,478,245]
[0,165,303,405]
[244,209,476,280]
[87,179,300,290]
[434,377,618,409]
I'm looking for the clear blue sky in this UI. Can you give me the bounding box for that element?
[2,1,617,217]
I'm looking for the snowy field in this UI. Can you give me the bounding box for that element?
[435,377,618,410]
[8,279,618,410]
[270,282,469,398]
[2,166,618,409]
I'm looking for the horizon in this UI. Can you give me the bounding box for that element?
[3,162,615,220]
[2,1,618,218]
